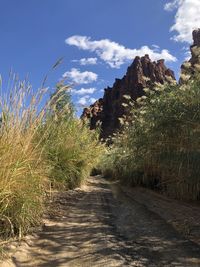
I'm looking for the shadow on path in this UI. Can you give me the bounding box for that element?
[8,176,200,267]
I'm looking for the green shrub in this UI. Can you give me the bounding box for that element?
[101,76,200,200]
[42,117,103,189]
[40,84,104,189]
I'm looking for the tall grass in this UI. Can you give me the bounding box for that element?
[43,118,102,189]
[0,77,48,239]
[0,76,103,240]
[101,75,200,200]
[41,85,103,189]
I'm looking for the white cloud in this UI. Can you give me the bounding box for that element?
[164,0,181,11]
[77,95,96,105]
[66,35,176,68]
[89,97,97,104]
[77,95,89,105]
[164,0,200,43]
[63,68,98,84]
[71,87,96,95]
[184,48,191,60]
[152,44,160,50]
[72,57,97,65]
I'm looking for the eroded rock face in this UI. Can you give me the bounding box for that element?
[193,29,200,46]
[81,98,104,130]
[190,29,200,67]
[81,55,175,139]
[180,28,200,83]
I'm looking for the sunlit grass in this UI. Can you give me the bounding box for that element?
[0,74,104,241]
[0,77,49,239]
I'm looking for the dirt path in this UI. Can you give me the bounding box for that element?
[1,176,200,267]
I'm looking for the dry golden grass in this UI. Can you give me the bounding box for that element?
[0,75,104,241]
[0,77,49,238]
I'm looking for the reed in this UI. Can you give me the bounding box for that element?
[0,75,103,240]
[101,75,200,200]
[0,77,48,238]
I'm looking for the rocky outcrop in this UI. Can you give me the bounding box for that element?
[180,28,200,83]
[193,29,200,46]
[81,54,175,139]
[82,98,104,130]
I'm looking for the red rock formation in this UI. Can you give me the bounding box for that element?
[193,29,200,46]
[82,98,104,130]
[82,55,175,138]
[180,28,200,83]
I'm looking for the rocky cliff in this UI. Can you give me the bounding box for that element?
[180,29,200,83]
[81,55,175,138]
[82,29,200,139]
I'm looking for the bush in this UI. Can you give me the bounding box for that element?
[101,76,200,200]
[42,117,103,189]
[40,83,104,189]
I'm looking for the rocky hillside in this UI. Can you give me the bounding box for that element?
[82,29,200,139]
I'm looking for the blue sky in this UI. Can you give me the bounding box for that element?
[0,0,200,115]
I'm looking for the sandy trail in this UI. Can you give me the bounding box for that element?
[1,176,200,267]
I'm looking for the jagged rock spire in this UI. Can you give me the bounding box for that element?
[81,55,175,139]
[180,29,200,83]
[192,29,200,47]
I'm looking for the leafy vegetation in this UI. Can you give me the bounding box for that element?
[0,76,103,241]
[101,75,200,200]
